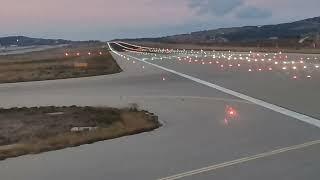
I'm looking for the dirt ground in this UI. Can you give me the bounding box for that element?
[0,106,160,160]
[0,43,122,83]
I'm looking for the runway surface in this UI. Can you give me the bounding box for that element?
[0,44,68,56]
[0,42,319,180]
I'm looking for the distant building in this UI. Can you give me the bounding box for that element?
[269,37,279,40]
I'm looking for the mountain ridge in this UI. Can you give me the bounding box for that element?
[0,36,72,47]
[119,16,320,47]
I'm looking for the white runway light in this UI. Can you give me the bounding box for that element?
[109,42,320,130]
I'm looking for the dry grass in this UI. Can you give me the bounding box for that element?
[0,43,121,83]
[0,106,160,161]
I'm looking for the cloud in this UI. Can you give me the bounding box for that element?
[187,0,273,20]
[188,0,243,16]
[0,0,319,40]
[236,6,272,19]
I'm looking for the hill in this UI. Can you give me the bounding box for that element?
[120,16,320,48]
[0,36,71,47]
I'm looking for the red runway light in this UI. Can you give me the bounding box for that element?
[224,105,239,125]
[225,106,238,119]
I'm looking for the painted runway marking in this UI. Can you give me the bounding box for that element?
[109,42,320,129]
[158,139,320,180]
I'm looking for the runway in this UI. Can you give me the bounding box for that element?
[0,44,68,56]
[0,42,319,180]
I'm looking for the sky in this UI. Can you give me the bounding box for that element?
[0,0,319,41]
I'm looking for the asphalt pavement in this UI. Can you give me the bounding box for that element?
[0,42,319,180]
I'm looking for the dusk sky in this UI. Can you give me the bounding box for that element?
[0,0,319,41]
